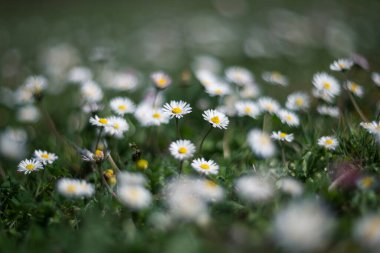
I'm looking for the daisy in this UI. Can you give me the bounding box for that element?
[225,66,254,86]
[239,83,260,99]
[262,71,288,86]
[162,100,192,119]
[17,159,44,174]
[276,177,303,197]
[344,81,364,98]
[147,108,170,126]
[202,109,229,129]
[169,139,196,160]
[371,72,380,87]
[354,214,380,252]
[89,115,110,127]
[117,185,152,210]
[104,116,129,138]
[151,71,171,89]
[312,72,340,102]
[258,97,280,114]
[33,150,58,165]
[329,58,353,72]
[317,105,340,118]
[247,129,276,158]
[360,121,380,135]
[235,175,274,202]
[82,102,103,114]
[118,172,147,186]
[357,176,377,190]
[271,131,294,142]
[285,92,310,111]
[318,136,339,150]
[24,75,48,95]
[80,80,103,103]
[205,82,231,97]
[194,179,224,202]
[109,71,139,91]
[277,109,300,127]
[67,66,92,84]
[109,97,136,115]
[195,70,220,87]
[191,158,219,175]
[57,178,94,198]
[235,100,261,118]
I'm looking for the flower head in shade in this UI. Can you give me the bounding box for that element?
[169,140,196,161]
[318,136,339,150]
[247,129,276,158]
[104,116,129,138]
[109,97,136,115]
[317,105,340,118]
[262,71,288,86]
[235,100,261,118]
[330,58,353,72]
[80,80,103,103]
[235,175,274,203]
[277,109,300,127]
[151,71,171,89]
[271,131,294,142]
[194,179,224,202]
[258,97,280,114]
[162,100,192,119]
[356,176,377,190]
[191,158,219,175]
[371,72,380,87]
[344,81,364,98]
[57,178,94,198]
[285,92,310,111]
[24,75,48,96]
[33,150,58,165]
[225,66,254,86]
[117,185,152,210]
[276,177,303,197]
[17,159,44,174]
[202,109,229,129]
[205,82,231,97]
[312,72,340,102]
[354,214,380,252]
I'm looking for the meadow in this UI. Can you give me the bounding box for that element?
[0,0,380,252]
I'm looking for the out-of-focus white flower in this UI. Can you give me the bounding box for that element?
[162,100,192,119]
[354,214,380,252]
[117,184,152,210]
[344,81,364,98]
[169,139,196,161]
[34,150,58,165]
[273,200,334,252]
[104,116,129,138]
[277,109,300,127]
[258,97,280,114]
[276,177,303,196]
[318,136,339,150]
[151,71,171,89]
[239,83,260,99]
[235,100,261,118]
[108,71,139,91]
[24,75,48,95]
[117,171,147,186]
[271,131,294,142]
[57,178,95,198]
[312,72,340,102]
[225,66,254,86]
[235,175,274,202]
[205,82,231,97]
[191,158,219,175]
[80,80,103,103]
[194,179,224,202]
[247,129,276,158]
[262,71,288,86]
[17,105,40,123]
[330,58,353,72]
[0,128,27,160]
[317,105,340,118]
[285,92,310,111]
[360,121,380,136]
[67,66,92,84]
[371,72,380,87]
[82,102,103,114]
[109,97,135,115]
[202,109,229,129]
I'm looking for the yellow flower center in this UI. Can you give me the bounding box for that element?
[205,180,217,188]
[323,82,331,90]
[152,113,161,119]
[200,163,210,170]
[361,177,374,188]
[26,164,35,170]
[157,78,168,88]
[279,132,287,139]
[113,123,120,129]
[260,136,270,145]
[41,154,49,159]
[211,116,220,124]
[266,104,273,111]
[295,98,304,106]
[67,185,77,193]
[244,107,252,113]
[95,149,104,159]
[137,159,149,170]
[325,139,333,145]
[338,63,345,68]
[99,118,108,124]
[286,115,293,121]
[172,107,182,114]
[351,83,358,91]
[214,88,222,95]
[178,147,187,154]
[118,105,127,111]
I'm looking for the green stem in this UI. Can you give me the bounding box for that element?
[262,113,271,132]
[175,118,181,139]
[94,127,104,152]
[179,160,184,175]
[199,125,213,154]
[348,92,368,122]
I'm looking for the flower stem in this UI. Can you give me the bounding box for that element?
[348,92,368,122]
[179,160,184,175]
[175,118,181,139]
[262,113,271,132]
[94,127,104,151]
[199,125,213,154]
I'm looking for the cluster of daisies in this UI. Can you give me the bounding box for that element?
[17,150,58,174]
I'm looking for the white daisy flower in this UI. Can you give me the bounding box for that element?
[239,83,260,99]
[151,71,171,89]
[194,179,224,202]
[262,71,288,86]
[195,70,220,87]
[67,66,92,84]
[235,175,274,203]
[360,121,380,136]
[17,105,40,123]
[318,136,339,150]
[317,105,340,118]
[109,72,139,91]
[235,100,261,118]
[344,81,364,98]
[285,92,310,111]
[162,100,192,119]
[354,214,380,251]
[271,131,294,142]
[169,139,196,160]
[276,178,303,197]
[247,129,276,158]
[104,116,129,138]
[191,158,219,175]
[147,108,170,126]
[17,159,44,174]
[80,80,103,103]
[273,200,334,252]
[82,102,103,114]
[258,97,280,114]
[312,72,341,102]
[109,97,136,115]
[118,172,147,186]
[330,58,353,72]
[277,109,300,127]
[24,75,48,95]
[57,178,94,198]
[205,82,231,97]
[225,66,254,86]
[33,150,58,165]
[89,115,110,127]
[202,109,229,129]
[117,185,152,210]
[371,72,380,87]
